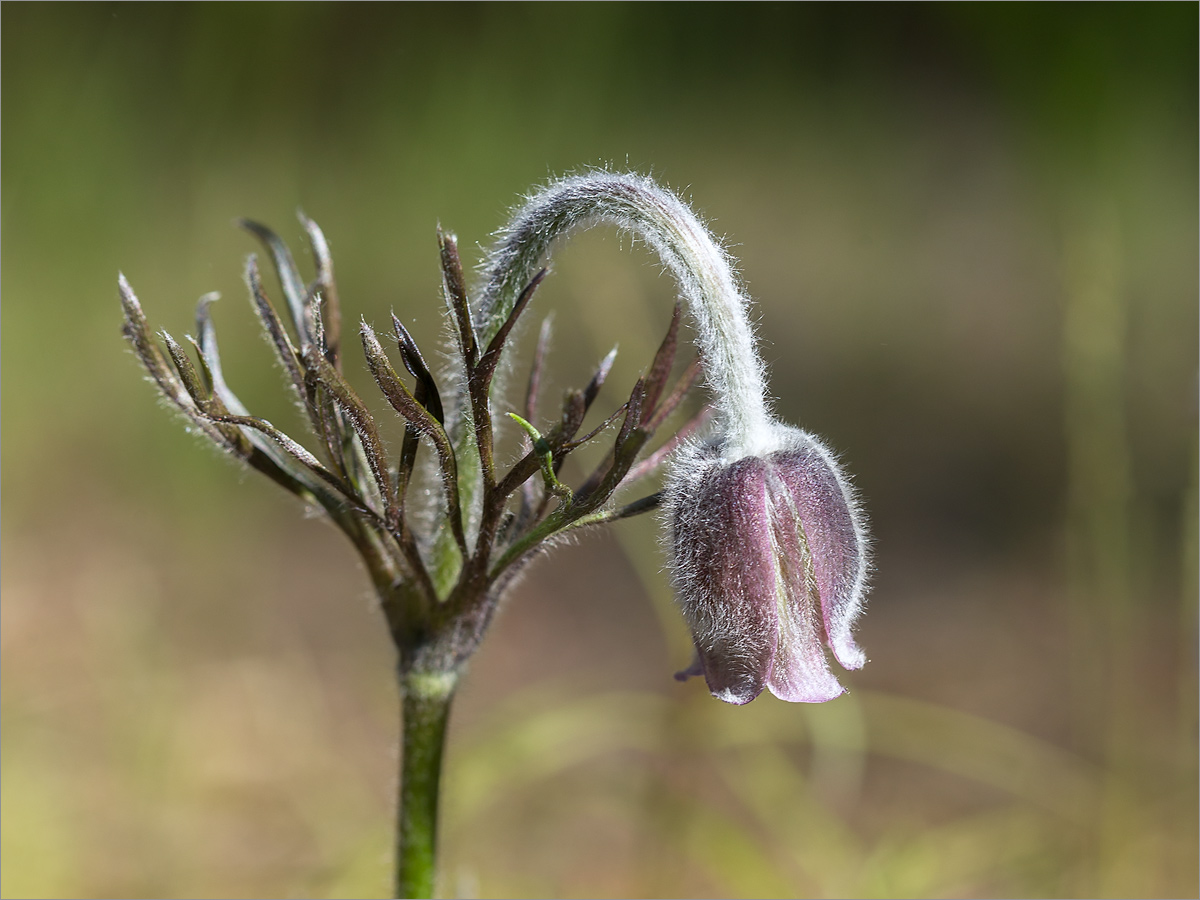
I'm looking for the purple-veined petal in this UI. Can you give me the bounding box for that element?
[772,437,868,671]
[672,456,779,705]
[763,464,846,702]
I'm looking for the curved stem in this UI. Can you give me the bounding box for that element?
[396,671,457,899]
[475,172,774,453]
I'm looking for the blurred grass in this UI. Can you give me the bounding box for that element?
[2,3,1196,898]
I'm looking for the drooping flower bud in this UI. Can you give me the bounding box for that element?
[669,425,869,704]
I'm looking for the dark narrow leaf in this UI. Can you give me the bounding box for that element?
[119,274,190,408]
[336,403,377,497]
[303,345,394,523]
[241,447,330,505]
[624,405,713,484]
[300,212,341,366]
[560,389,588,442]
[245,256,307,401]
[239,219,309,347]
[207,412,347,492]
[312,387,353,481]
[612,491,664,520]
[473,268,547,394]
[388,314,431,504]
[561,491,666,536]
[642,357,703,432]
[184,335,215,396]
[439,229,477,367]
[641,300,682,415]
[392,313,444,424]
[576,433,651,515]
[616,377,647,447]
[362,324,452,448]
[583,346,618,412]
[306,293,327,357]
[564,402,628,450]
[395,419,422,519]
[160,332,210,408]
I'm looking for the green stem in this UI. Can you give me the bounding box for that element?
[396,670,457,899]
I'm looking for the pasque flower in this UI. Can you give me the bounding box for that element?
[480,172,870,706]
[669,427,868,705]
[121,169,870,898]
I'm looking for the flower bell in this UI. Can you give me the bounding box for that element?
[669,426,868,705]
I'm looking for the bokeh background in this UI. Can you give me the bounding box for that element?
[3,4,1196,898]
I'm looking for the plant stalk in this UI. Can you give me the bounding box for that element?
[396,670,457,899]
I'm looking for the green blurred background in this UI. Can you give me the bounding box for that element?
[2,3,1196,897]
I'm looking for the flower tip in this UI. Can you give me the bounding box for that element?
[830,633,868,671]
[712,683,764,706]
[767,676,845,704]
[673,652,766,705]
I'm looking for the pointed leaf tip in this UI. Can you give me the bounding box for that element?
[583,345,618,410]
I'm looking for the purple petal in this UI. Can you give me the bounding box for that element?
[763,465,846,702]
[771,439,868,670]
[671,457,779,705]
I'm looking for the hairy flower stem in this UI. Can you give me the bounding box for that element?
[475,172,773,456]
[396,672,457,899]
